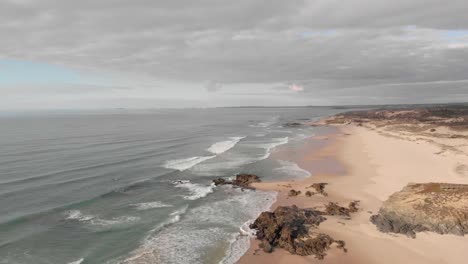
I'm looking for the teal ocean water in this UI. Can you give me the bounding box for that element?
[0,107,343,264]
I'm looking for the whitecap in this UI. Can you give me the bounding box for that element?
[256,137,289,160]
[131,201,172,210]
[206,136,245,154]
[65,210,140,226]
[68,258,84,264]
[162,156,215,171]
[148,205,188,233]
[173,180,214,200]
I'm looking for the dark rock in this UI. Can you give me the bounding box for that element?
[294,233,335,259]
[324,201,359,217]
[348,200,360,213]
[213,174,260,188]
[212,178,231,185]
[283,122,303,128]
[288,189,301,197]
[232,174,260,188]
[306,183,328,196]
[260,242,273,253]
[250,205,345,259]
[305,191,313,197]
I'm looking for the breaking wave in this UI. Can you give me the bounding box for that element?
[172,180,215,200]
[162,156,215,171]
[206,136,245,155]
[65,210,140,226]
[130,201,173,210]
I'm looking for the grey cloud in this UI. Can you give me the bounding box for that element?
[1,0,468,108]
[205,81,223,92]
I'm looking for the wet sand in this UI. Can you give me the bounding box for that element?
[238,124,468,264]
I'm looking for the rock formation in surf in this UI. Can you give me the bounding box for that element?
[250,205,346,259]
[283,122,303,128]
[212,174,260,188]
[371,183,468,238]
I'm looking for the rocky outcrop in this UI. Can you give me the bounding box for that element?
[324,201,360,217]
[212,174,260,188]
[371,183,468,238]
[283,122,303,128]
[288,189,301,196]
[250,205,346,259]
[232,174,260,187]
[212,178,230,185]
[306,183,328,196]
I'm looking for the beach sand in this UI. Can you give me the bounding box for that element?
[238,124,468,264]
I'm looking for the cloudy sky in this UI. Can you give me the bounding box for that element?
[1,0,468,109]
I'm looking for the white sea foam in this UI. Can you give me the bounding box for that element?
[149,205,188,233]
[68,258,84,264]
[65,210,140,226]
[173,180,215,200]
[206,136,245,154]
[220,191,277,264]
[257,137,289,160]
[123,205,189,263]
[131,201,173,210]
[261,137,289,150]
[274,159,311,179]
[163,156,215,171]
[124,188,277,264]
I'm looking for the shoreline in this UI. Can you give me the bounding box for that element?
[238,121,468,263]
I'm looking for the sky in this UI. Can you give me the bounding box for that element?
[1,0,468,110]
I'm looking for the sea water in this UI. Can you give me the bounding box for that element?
[0,107,343,264]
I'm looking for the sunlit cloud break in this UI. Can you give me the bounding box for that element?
[288,84,304,92]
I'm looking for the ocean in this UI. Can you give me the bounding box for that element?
[0,107,343,264]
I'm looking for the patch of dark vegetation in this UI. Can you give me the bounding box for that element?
[327,105,468,130]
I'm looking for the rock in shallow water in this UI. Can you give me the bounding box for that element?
[232,174,260,187]
[212,174,260,188]
[371,183,468,238]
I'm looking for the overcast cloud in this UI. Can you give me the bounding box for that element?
[1,0,467,109]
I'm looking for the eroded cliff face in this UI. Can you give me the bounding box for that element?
[371,183,468,238]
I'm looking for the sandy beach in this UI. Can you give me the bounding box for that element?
[238,120,468,264]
